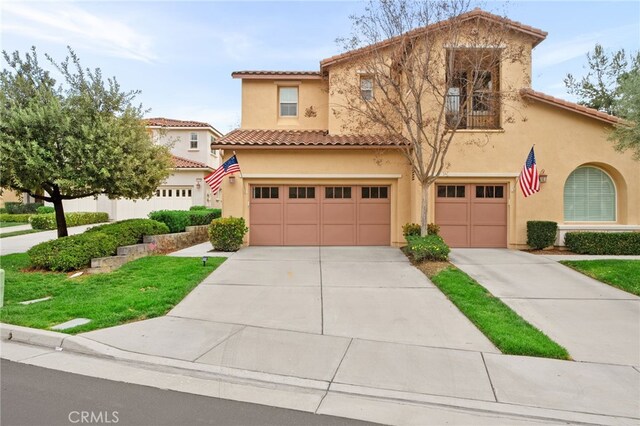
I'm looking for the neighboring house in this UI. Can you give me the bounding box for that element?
[58,118,223,220]
[214,9,639,248]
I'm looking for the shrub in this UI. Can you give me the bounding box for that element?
[0,208,6,214]
[564,232,640,255]
[4,201,43,214]
[527,221,558,250]
[0,213,34,223]
[427,223,440,236]
[189,205,208,211]
[148,210,190,233]
[30,212,109,230]
[36,206,55,214]
[208,217,248,251]
[187,209,222,226]
[86,219,169,247]
[402,223,421,237]
[406,234,450,261]
[28,232,118,272]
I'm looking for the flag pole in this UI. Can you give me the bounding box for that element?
[233,150,244,179]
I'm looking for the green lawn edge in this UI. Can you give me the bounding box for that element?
[0,222,28,228]
[431,266,570,360]
[0,229,41,239]
[560,260,640,296]
[0,253,225,334]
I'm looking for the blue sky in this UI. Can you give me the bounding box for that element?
[2,1,639,132]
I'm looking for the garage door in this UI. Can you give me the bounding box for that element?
[250,185,390,246]
[435,184,507,248]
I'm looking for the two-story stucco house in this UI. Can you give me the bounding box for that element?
[214,9,639,248]
[58,118,223,220]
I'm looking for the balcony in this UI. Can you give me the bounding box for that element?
[445,92,500,130]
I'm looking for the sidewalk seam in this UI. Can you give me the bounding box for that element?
[319,246,324,335]
[316,337,353,414]
[480,352,499,402]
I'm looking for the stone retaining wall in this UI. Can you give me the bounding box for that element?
[89,225,210,273]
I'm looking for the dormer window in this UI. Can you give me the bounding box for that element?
[190,132,198,149]
[360,76,373,101]
[279,87,298,117]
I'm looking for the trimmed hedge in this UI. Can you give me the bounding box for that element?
[0,213,34,223]
[28,232,119,271]
[406,234,450,261]
[30,212,109,230]
[189,205,208,211]
[564,232,640,255]
[149,209,222,232]
[36,206,55,214]
[5,201,43,214]
[527,221,558,250]
[148,210,190,233]
[209,217,248,251]
[86,219,169,247]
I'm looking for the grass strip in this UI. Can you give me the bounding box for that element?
[560,260,640,296]
[0,229,41,238]
[0,222,28,228]
[430,266,570,359]
[0,253,225,334]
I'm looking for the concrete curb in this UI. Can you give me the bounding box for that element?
[1,323,636,426]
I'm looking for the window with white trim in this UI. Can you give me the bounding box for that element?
[564,166,616,221]
[279,87,298,117]
[360,76,373,101]
[190,133,198,149]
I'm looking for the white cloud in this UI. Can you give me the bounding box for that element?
[534,24,638,69]
[2,2,156,62]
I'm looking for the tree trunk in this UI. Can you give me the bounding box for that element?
[420,181,430,236]
[51,187,68,238]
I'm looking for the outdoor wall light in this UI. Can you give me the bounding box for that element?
[229,175,236,184]
[196,178,202,189]
[539,169,548,184]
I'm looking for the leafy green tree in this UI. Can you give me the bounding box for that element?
[0,47,172,237]
[564,44,639,115]
[610,68,640,160]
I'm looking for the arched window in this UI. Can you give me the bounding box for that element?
[564,166,616,221]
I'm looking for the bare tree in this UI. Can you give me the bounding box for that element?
[329,0,526,235]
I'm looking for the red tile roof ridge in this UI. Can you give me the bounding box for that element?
[320,8,547,69]
[215,129,408,147]
[146,117,215,129]
[519,88,624,125]
[171,155,210,169]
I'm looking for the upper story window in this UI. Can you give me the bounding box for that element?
[360,76,373,101]
[210,135,217,156]
[279,87,298,117]
[445,49,500,130]
[190,132,198,149]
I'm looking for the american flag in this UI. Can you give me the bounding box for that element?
[519,147,540,197]
[205,155,241,194]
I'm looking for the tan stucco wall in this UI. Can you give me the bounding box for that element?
[241,79,329,130]
[221,149,412,246]
[0,189,22,207]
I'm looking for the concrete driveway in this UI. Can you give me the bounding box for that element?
[450,249,640,366]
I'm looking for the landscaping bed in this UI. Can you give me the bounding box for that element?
[0,253,225,333]
[560,259,640,296]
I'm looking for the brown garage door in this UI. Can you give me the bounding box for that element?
[250,185,390,246]
[435,184,507,248]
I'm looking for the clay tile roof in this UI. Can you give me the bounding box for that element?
[231,71,323,79]
[320,8,547,69]
[519,88,624,125]
[172,155,210,169]
[213,129,408,148]
[146,117,214,128]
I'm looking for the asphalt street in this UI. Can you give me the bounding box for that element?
[0,360,376,426]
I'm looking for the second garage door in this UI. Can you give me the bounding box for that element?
[435,183,507,248]
[250,185,390,246]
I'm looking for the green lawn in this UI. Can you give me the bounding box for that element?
[430,267,570,360]
[560,260,640,296]
[0,222,27,228]
[0,253,225,334]
[0,229,41,239]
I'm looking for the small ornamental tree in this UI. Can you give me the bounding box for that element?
[0,47,172,237]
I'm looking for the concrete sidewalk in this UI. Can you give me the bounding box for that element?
[450,249,640,366]
[0,224,97,254]
[0,224,32,234]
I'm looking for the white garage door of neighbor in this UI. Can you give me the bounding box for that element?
[115,187,194,220]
